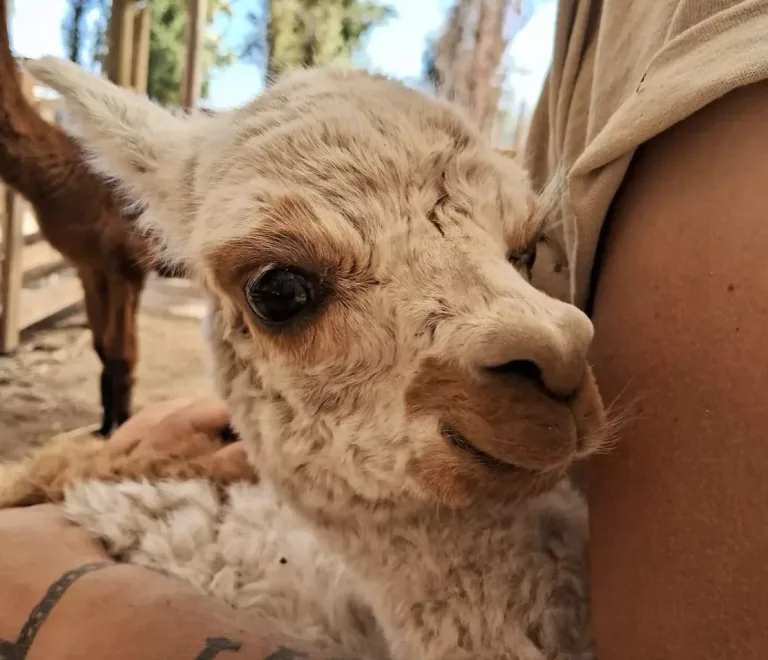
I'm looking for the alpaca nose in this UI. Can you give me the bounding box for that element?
[481,304,594,398]
[486,359,548,391]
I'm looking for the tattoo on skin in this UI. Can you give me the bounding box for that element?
[0,562,113,660]
[194,636,243,659]
[0,563,347,660]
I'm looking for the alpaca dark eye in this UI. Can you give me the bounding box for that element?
[508,244,537,278]
[245,267,315,325]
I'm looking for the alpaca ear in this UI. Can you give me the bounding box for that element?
[28,58,197,189]
[25,56,209,260]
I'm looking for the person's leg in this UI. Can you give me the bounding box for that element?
[588,81,768,659]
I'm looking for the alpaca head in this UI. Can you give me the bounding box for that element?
[28,57,607,511]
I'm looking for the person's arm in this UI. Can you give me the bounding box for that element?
[588,81,768,659]
[0,505,334,659]
[0,400,333,659]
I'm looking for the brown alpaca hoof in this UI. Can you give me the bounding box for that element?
[94,420,115,438]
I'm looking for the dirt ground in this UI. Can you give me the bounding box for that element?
[0,283,213,461]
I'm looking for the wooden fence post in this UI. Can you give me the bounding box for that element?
[0,190,24,353]
[182,0,207,109]
[107,0,138,87]
[131,3,151,93]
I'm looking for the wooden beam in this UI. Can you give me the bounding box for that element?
[17,274,83,333]
[131,3,151,93]
[182,0,207,109]
[106,0,122,84]
[0,62,37,353]
[21,241,67,285]
[117,1,137,87]
[0,239,67,288]
[107,0,138,87]
[0,190,25,353]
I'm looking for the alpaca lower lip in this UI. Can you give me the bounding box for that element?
[439,424,528,473]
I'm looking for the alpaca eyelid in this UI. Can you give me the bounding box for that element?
[245,262,282,287]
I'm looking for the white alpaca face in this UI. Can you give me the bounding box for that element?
[28,58,607,509]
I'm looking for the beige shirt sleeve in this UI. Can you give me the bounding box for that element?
[525,0,768,310]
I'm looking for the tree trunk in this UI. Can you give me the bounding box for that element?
[433,0,520,137]
[264,0,278,85]
[470,0,508,135]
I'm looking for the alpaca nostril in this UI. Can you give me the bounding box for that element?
[487,359,542,382]
[485,359,565,399]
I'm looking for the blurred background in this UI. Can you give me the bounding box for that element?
[11,0,557,148]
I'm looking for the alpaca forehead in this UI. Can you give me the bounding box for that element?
[191,73,523,216]
[190,147,532,270]
[183,70,538,277]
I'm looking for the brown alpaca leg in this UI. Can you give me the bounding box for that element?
[101,269,145,437]
[78,267,114,437]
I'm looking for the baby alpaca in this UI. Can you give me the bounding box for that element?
[28,57,609,659]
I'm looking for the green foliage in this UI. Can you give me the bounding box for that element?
[62,0,234,105]
[243,0,396,83]
[144,0,234,104]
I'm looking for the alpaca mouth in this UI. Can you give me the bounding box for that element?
[439,424,532,473]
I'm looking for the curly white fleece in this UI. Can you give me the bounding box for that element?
[63,477,591,660]
[64,479,388,659]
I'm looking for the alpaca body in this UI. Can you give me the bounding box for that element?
[63,475,590,660]
[29,56,612,659]
[307,481,592,660]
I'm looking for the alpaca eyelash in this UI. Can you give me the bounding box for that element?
[507,216,551,267]
[531,168,567,239]
[530,201,560,240]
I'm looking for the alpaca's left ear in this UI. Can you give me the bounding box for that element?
[25,56,213,260]
[25,57,190,189]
